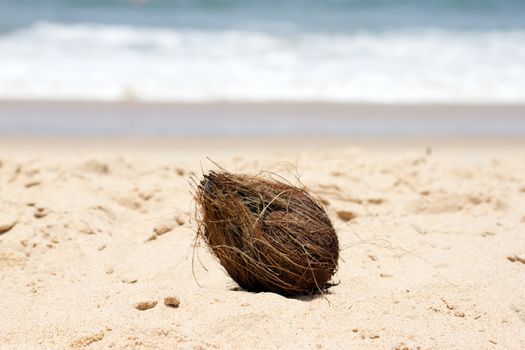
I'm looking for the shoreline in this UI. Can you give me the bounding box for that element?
[2,134,525,145]
[2,99,525,111]
[1,100,524,137]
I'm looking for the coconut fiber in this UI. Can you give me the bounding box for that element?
[195,171,339,296]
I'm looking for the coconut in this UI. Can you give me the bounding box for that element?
[195,171,339,296]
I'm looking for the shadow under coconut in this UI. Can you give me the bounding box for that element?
[229,286,333,302]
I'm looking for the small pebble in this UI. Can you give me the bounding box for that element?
[164,296,180,308]
[134,300,157,311]
[336,210,357,222]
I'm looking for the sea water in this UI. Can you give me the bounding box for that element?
[0,0,525,103]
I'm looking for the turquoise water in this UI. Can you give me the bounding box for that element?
[1,0,524,31]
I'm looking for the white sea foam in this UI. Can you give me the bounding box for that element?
[0,22,524,103]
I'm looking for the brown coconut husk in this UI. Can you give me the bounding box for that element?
[194,170,339,296]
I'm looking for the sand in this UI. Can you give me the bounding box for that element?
[1,138,524,349]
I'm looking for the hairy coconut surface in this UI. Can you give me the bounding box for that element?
[195,171,339,296]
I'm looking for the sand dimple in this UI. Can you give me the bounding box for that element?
[507,254,525,265]
[33,207,49,219]
[122,277,138,284]
[0,205,18,234]
[407,192,499,214]
[146,216,183,242]
[70,331,105,348]
[79,159,110,175]
[0,217,17,234]
[0,252,26,269]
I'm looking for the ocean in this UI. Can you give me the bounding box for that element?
[1,0,525,103]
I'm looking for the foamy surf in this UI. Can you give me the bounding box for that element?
[1,22,524,103]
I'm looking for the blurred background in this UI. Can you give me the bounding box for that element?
[0,0,524,136]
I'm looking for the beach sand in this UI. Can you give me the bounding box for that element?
[1,137,524,349]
